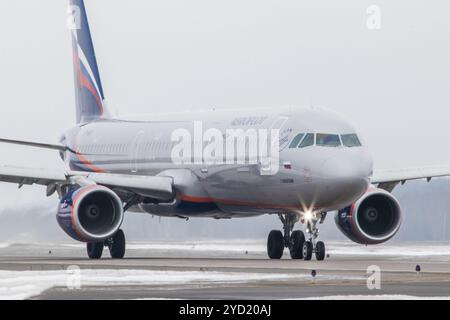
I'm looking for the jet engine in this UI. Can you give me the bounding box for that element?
[57,185,124,242]
[335,188,402,244]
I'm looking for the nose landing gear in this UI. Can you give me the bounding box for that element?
[303,212,326,261]
[266,212,327,261]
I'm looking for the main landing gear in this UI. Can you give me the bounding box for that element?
[86,229,126,259]
[267,212,327,261]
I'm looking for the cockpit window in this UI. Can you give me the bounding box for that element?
[316,134,341,147]
[289,133,304,148]
[341,134,362,147]
[299,133,314,148]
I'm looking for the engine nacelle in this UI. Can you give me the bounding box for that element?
[335,188,402,244]
[57,185,124,242]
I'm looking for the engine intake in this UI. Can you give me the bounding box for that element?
[57,185,124,242]
[335,188,402,244]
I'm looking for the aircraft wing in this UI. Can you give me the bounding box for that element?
[0,138,174,200]
[0,137,74,153]
[372,165,450,192]
[68,171,174,201]
[0,165,173,201]
[0,165,67,186]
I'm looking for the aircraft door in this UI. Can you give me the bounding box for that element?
[130,130,145,173]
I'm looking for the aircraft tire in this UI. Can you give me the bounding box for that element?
[267,230,284,259]
[87,242,103,259]
[303,241,313,261]
[109,229,126,259]
[289,230,305,259]
[315,241,326,261]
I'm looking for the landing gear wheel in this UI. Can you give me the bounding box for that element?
[289,230,305,259]
[303,241,313,261]
[87,242,103,259]
[315,241,325,261]
[108,229,126,259]
[267,230,284,259]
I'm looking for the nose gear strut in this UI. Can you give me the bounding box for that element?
[303,212,327,261]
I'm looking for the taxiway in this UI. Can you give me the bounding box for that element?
[0,240,449,299]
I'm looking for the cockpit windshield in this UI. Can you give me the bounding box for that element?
[316,134,341,147]
[341,134,362,147]
[288,133,304,148]
[288,133,362,149]
[299,133,314,148]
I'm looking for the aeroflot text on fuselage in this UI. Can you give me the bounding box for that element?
[170,121,280,175]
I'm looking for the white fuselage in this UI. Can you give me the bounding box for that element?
[62,106,373,218]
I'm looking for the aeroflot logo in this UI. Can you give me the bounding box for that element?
[171,121,280,175]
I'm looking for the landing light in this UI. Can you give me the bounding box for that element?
[304,211,313,221]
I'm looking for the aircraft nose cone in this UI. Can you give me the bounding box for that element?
[321,155,371,206]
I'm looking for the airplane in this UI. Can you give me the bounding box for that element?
[1,0,450,260]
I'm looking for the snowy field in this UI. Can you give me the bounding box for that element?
[0,269,363,300]
[53,240,450,259]
[58,240,450,261]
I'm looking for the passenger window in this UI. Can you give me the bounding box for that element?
[341,134,362,147]
[299,133,314,148]
[316,134,341,147]
[289,134,304,148]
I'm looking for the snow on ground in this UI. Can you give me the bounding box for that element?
[326,241,450,258]
[125,240,450,258]
[59,240,450,257]
[61,240,266,253]
[6,240,450,258]
[0,269,361,300]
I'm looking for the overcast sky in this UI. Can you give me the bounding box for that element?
[1,0,450,209]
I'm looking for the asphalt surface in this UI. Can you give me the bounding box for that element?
[0,241,449,299]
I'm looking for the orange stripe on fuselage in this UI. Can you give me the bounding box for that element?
[73,130,106,173]
[76,152,106,173]
[179,194,314,210]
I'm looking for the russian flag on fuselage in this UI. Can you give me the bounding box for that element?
[70,0,108,123]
